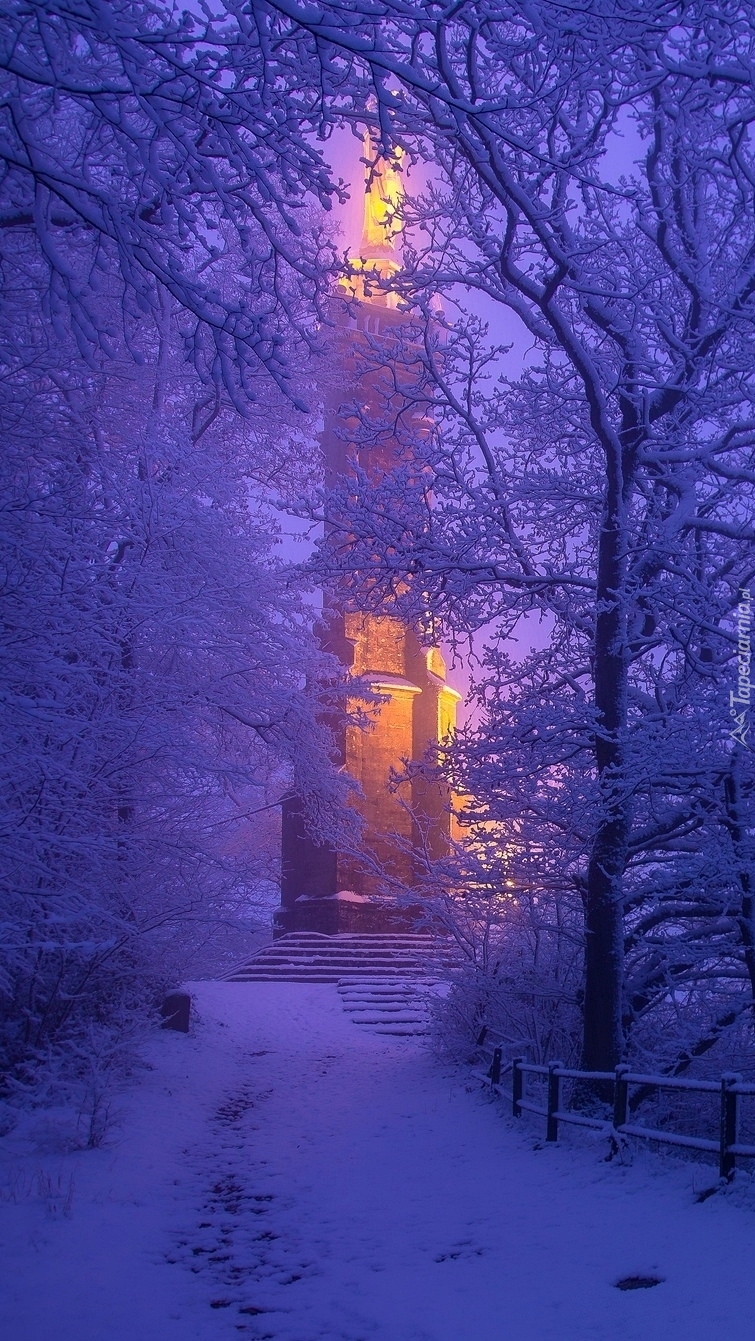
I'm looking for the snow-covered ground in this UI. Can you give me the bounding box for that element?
[1,981,755,1341]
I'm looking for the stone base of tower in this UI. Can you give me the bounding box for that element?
[273,893,428,939]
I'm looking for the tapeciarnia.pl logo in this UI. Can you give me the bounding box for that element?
[729,587,751,750]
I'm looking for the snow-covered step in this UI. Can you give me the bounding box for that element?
[228,965,440,983]
[336,976,439,1037]
[341,998,421,1008]
[224,932,459,984]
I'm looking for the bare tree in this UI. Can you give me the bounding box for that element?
[251,0,755,1069]
[0,0,343,407]
[0,220,350,1073]
[0,0,362,1081]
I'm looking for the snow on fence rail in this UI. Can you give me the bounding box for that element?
[473,1033,755,1180]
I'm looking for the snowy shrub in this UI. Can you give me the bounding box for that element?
[428,885,582,1068]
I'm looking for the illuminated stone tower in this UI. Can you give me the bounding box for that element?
[276,138,460,937]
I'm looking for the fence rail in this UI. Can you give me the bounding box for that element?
[474,1033,755,1180]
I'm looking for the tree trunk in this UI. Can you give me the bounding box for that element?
[581,502,631,1071]
[725,754,755,1008]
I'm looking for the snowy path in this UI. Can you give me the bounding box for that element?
[2,981,755,1341]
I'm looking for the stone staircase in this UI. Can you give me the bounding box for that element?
[337,977,443,1037]
[224,931,458,985]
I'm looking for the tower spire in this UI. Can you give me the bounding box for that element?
[341,131,403,306]
[360,130,403,264]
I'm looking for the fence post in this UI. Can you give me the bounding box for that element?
[720,1073,741,1181]
[512,1056,524,1118]
[489,1046,502,1087]
[546,1061,563,1143]
[613,1064,630,1131]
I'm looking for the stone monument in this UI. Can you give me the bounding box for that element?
[275,137,460,937]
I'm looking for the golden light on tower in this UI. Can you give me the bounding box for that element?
[361,135,404,257]
[341,132,404,306]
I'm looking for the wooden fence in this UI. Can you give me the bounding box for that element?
[475,1033,755,1180]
